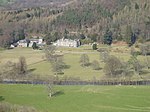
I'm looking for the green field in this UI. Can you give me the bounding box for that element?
[0,47,103,80]
[0,84,150,112]
[0,46,149,80]
[0,45,149,111]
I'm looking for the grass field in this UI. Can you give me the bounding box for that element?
[0,47,103,80]
[0,46,149,80]
[0,84,150,112]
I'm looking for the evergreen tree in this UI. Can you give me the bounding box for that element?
[64,29,69,39]
[92,43,97,50]
[135,3,139,10]
[32,42,37,49]
[18,29,25,40]
[103,29,113,45]
[125,25,133,46]
[131,33,137,45]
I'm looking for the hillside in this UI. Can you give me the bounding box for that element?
[0,0,73,10]
[0,0,15,10]
[0,0,14,5]
[55,0,130,30]
[0,0,150,47]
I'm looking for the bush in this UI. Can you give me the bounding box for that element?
[32,42,38,50]
[92,43,97,50]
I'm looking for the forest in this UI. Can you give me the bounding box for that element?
[0,0,150,47]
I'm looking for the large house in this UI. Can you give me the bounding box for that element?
[53,38,81,47]
[17,38,44,47]
[17,40,28,47]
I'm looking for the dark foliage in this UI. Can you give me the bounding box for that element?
[103,29,113,45]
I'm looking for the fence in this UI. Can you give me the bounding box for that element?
[2,80,150,85]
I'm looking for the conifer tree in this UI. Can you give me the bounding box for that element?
[103,28,113,45]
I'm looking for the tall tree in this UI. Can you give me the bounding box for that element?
[16,56,27,75]
[44,45,66,75]
[103,28,113,45]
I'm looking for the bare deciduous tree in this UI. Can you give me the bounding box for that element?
[44,45,66,75]
[46,83,54,98]
[99,50,110,62]
[80,54,90,67]
[17,56,27,75]
[44,45,56,62]
[128,55,143,75]
[103,55,122,77]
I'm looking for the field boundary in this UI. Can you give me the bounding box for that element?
[2,80,150,85]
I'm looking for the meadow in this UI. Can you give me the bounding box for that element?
[0,45,149,80]
[0,45,150,112]
[0,84,150,112]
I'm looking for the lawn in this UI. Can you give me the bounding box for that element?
[0,84,150,112]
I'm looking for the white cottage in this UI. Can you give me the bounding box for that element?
[53,38,81,47]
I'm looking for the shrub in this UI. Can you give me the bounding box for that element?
[32,42,38,50]
[92,43,97,50]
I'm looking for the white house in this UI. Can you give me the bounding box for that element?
[17,38,45,47]
[53,38,81,47]
[17,40,28,47]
